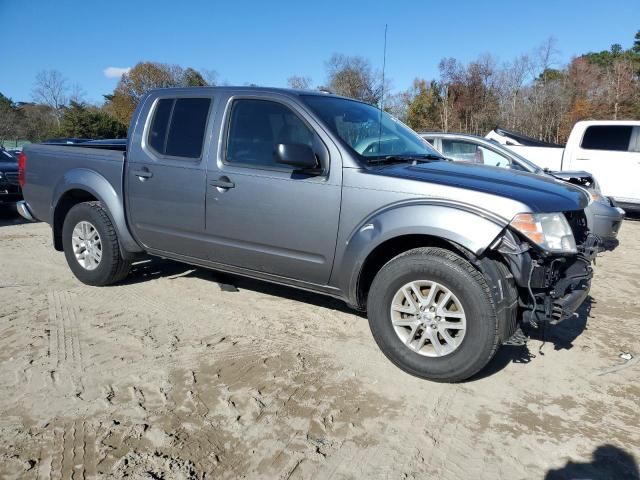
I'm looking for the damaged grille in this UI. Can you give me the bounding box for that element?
[564,210,588,245]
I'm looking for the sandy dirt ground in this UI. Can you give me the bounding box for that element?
[0,211,638,479]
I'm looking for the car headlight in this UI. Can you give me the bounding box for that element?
[588,190,611,205]
[510,213,577,253]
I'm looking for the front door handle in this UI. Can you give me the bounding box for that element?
[210,178,235,189]
[132,167,153,179]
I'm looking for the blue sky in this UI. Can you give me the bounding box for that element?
[2,0,639,104]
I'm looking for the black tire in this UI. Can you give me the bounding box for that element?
[62,201,131,286]
[367,247,499,382]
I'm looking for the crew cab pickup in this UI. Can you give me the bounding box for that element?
[486,121,640,212]
[19,87,598,382]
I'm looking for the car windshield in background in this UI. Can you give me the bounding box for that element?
[494,143,543,173]
[301,95,442,161]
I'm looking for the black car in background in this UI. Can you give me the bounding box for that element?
[0,148,22,210]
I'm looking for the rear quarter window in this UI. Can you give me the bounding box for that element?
[580,125,633,152]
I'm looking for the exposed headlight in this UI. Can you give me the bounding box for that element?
[588,190,611,205]
[510,213,577,253]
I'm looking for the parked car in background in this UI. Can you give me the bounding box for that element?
[486,121,640,212]
[19,87,599,382]
[0,147,22,211]
[421,132,624,251]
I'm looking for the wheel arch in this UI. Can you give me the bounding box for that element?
[51,169,142,255]
[334,202,507,309]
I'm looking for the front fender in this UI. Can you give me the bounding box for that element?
[52,168,142,253]
[334,200,508,306]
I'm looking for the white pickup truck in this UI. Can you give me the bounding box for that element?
[486,121,640,212]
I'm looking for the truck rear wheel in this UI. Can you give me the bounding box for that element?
[62,201,131,286]
[367,247,499,382]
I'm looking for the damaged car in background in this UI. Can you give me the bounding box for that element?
[421,132,624,251]
[18,87,600,382]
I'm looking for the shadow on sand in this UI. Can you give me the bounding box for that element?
[0,205,29,227]
[471,297,593,381]
[120,257,358,316]
[545,444,639,480]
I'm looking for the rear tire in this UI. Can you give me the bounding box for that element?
[62,201,131,286]
[367,247,499,382]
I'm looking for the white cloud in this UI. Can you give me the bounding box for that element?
[103,67,131,79]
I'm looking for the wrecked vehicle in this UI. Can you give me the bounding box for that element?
[421,132,624,251]
[18,87,597,382]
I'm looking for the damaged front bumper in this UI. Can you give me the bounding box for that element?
[523,253,593,324]
[494,229,597,326]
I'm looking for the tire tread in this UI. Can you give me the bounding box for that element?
[368,247,499,382]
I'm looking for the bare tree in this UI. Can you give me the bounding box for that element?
[498,54,531,130]
[201,69,219,86]
[287,75,312,90]
[605,58,636,119]
[69,83,87,104]
[325,54,384,105]
[32,70,69,126]
[532,37,560,84]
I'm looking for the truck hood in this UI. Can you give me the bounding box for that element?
[373,160,589,213]
[547,170,597,191]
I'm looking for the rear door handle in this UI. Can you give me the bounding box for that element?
[132,167,153,179]
[210,178,235,189]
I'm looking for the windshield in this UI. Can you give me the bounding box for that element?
[489,141,543,173]
[301,95,443,161]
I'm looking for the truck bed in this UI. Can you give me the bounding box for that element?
[22,143,125,225]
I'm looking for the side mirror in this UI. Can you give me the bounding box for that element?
[274,143,320,172]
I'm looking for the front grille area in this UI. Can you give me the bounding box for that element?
[564,210,588,245]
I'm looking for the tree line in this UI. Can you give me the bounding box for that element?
[397,33,640,143]
[293,32,640,144]
[1,31,638,145]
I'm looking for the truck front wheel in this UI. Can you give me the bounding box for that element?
[62,201,131,286]
[367,247,499,382]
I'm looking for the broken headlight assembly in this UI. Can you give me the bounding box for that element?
[509,213,577,254]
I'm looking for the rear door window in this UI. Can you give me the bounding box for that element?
[580,125,633,151]
[147,97,211,159]
[148,99,173,154]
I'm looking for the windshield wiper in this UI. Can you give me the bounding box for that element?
[367,154,446,165]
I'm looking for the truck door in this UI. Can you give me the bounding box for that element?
[573,124,640,204]
[204,96,342,285]
[126,94,214,258]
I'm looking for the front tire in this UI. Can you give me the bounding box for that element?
[367,247,499,382]
[62,201,131,286]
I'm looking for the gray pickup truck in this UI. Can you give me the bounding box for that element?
[18,87,598,382]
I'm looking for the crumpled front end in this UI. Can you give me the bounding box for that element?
[492,209,598,328]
